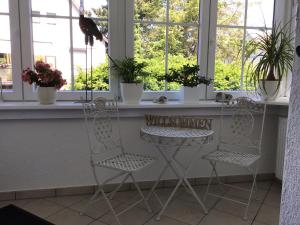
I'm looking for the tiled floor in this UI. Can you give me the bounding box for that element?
[0,181,281,225]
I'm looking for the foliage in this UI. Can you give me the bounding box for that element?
[164,64,212,88]
[247,23,294,92]
[74,58,109,91]
[111,57,149,83]
[22,61,66,90]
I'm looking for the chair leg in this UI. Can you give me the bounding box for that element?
[204,167,214,202]
[243,165,259,220]
[130,173,152,213]
[109,173,130,200]
[80,187,102,215]
[100,188,122,225]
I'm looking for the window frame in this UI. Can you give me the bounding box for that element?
[0,0,23,100]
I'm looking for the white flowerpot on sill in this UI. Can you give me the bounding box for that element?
[120,82,143,104]
[37,86,57,105]
[258,80,279,101]
[180,86,205,103]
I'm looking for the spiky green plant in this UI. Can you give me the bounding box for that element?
[248,23,294,92]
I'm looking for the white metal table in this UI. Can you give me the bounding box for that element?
[140,126,214,220]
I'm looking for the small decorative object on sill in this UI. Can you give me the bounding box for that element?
[215,92,233,103]
[22,61,66,105]
[153,96,168,104]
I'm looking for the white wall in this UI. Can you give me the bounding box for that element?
[0,108,279,192]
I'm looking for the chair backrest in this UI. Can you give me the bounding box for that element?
[218,97,266,155]
[83,97,123,156]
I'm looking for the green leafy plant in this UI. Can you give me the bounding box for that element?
[248,23,294,92]
[111,57,149,83]
[164,64,212,88]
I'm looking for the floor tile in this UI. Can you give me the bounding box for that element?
[225,185,268,202]
[47,195,86,207]
[70,195,121,219]
[163,199,205,225]
[256,204,280,225]
[88,220,108,225]
[22,199,64,218]
[264,190,281,208]
[214,196,262,221]
[0,199,31,208]
[199,209,251,225]
[47,208,94,225]
[252,221,268,225]
[145,215,189,225]
[98,203,154,225]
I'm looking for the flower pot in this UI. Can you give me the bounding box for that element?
[258,80,279,101]
[180,86,205,103]
[120,83,143,104]
[37,86,57,104]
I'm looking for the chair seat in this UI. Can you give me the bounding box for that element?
[202,150,260,167]
[95,153,156,172]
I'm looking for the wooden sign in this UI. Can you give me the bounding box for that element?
[145,115,212,130]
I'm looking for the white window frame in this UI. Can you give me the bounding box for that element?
[0,0,23,100]
[20,0,122,101]
[128,0,207,101]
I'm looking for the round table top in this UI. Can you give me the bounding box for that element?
[140,126,214,146]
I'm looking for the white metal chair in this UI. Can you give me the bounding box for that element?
[82,97,156,225]
[202,97,266,220]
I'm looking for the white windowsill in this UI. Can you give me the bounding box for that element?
[0,97,289,110]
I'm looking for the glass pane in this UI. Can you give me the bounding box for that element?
[134,0,166,22]
[0,0,9,13]
[214,27,244,90]
[31,0,69,16]
[72,0,108,19]
[72,20,109,91]
[0,15,12,89]
[134,24,166,91]
[169,0,200,23]
[168,25,198,90]
[247,0,274,28]
[217,0,245,26]
[32,18,71,90]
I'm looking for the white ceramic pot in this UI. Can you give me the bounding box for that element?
[120,83,143,104]
[180,86,205,103]
[37,86,57,105]
[258,80,279,101]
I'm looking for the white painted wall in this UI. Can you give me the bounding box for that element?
[0,108,279,192]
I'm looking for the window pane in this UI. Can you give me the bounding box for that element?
[214,28,243,90]
[0,15,12,89]
[169,0,199,23]
[72,0,108,19]
[32,18,71,90]
[217,0,245,26]
[168,25,198,90]
[134,24,166,91]
[31,0,69,16]
[72,20,109,91]
[0,0,9,13]
[134,0,166,22]
[247,0,274,28]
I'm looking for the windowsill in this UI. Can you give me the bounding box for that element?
[0,97,289,110]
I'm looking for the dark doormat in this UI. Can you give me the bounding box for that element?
[0,204,55,225]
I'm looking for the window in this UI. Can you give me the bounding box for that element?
[134,0,200,93]
[213,0,274,91]
[31,0,110,100]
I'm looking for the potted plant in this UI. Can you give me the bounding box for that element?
[22,61,66,104]
[248,24,294,100]
[112,57,149,104]
[165,64,212,102]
